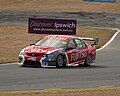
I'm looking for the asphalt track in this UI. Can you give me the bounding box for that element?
[0,31,120,90]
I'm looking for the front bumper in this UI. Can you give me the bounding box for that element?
[18,55,56,67]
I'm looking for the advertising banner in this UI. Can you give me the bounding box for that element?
[28,18,77,35]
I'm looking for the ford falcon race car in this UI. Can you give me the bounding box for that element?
[18,35,98,68]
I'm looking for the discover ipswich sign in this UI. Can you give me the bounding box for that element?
[28,18,77,35]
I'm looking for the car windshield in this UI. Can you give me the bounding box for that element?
[35,39,67,48]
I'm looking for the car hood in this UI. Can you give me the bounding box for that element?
[23,45,61,54]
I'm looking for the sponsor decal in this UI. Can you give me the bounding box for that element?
[70,51,87,62]
[30,48,47,53]
[43,35,69,42]
[28,18,76,35]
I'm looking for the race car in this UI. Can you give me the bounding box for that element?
[18,35,98,68]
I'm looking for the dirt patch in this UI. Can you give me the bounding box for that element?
[0,0,120,13]
[0,87,120,96]
[0,24,116,64]
[0,25,45,63]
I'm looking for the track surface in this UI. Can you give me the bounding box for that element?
[1,11,120,28]
[0,31,120,90]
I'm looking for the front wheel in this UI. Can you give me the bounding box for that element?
[56,55,65,68]
[83,54,92,67]
[18,64,25,67]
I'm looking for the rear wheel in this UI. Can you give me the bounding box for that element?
[84,54,92,67]
[56,55,65,68]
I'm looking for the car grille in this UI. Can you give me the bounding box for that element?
[24,61,41,67]
[26,53,43,57]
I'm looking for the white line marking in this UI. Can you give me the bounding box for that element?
[99,86,114,88]
[87,26,119,30]
[0,62,17,66]
[0,29,120,66]
[96,30,120,51]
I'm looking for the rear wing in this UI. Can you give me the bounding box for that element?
[80,37,99,46]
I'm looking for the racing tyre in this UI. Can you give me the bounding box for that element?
[56,55,65,68]
[18,64,25,67]
[84,54,92,67]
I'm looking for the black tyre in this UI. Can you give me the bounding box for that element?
[18,64,25,67]
[84,54,92,67]
[56,55,65,68]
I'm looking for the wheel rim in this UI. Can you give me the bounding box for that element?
[57,55,64,67]
[87,56,91,65]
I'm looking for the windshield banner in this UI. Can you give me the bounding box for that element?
[28,18,76,35]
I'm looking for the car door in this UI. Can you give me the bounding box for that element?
[74,39,88,62]
[65,39,78,65]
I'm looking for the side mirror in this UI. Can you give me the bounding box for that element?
[30,44,34,46]
[66,46,76,50]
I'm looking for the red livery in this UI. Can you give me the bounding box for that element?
[18,35,98,68]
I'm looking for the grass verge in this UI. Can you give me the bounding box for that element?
[0,87,120,96]
[0,24,116,64]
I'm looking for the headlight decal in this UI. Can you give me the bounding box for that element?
[47,54,54,58]
[18,55,25,66]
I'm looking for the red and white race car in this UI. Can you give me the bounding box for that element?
[18,35,98,68]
